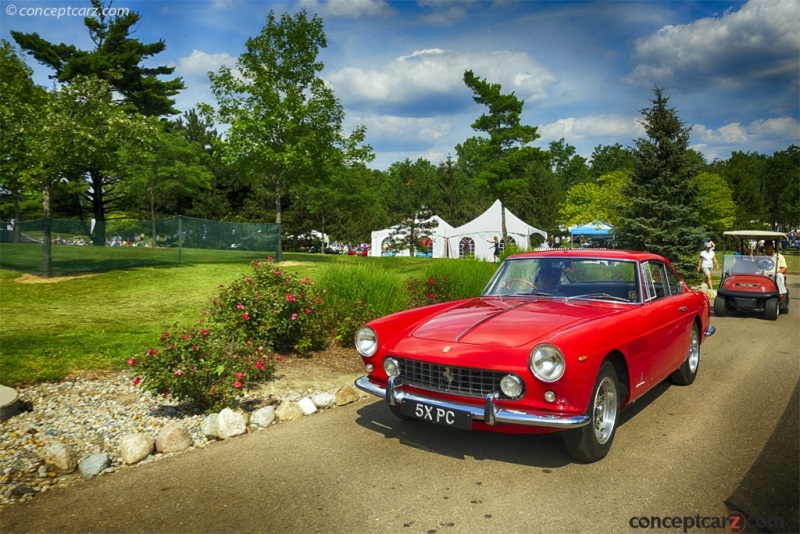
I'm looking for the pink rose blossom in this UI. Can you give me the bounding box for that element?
[233,381,243,389]
[255,361,265,370]
[276,356,285,362]
[305,308,312,314]
[291,313,298,321]
[428,293,435,299]
[201,329,209,336]
[132,376,141,386]
[267,256,273,262]
[127,358,136,366]
[428,277,435,286]
[174,369,182,377]
[236,372,244,379]
[237,304,244,309]
[242,313,250,320]
[286,294,296,302]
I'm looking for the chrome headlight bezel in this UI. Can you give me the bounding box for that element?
[499,374,525,399]
[354,325,378,357]
[529,344,566,382]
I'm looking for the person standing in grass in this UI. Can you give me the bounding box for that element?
[697,241,720,289]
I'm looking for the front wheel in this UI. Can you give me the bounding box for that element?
[563,361,619,463]
[714,296,727,317]
[671,324,700,385]
[765,298,779,321]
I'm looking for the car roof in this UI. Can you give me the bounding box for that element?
[722,230,788,239]
[508,249,665,262]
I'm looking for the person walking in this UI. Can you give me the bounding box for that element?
[697,241,720,289]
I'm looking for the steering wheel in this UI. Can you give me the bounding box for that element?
[756,258,775,271]
[502,278,538,290]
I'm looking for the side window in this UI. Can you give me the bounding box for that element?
[641,262,668,301]
[665,266,682,295]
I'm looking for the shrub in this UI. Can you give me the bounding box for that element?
[129,323,278,411]
[134,258,326,410]
[408,259,498,306]
[209,259,328,354]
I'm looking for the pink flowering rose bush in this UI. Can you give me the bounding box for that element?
[209,259,328,354]
[132,325,276,411]
[133,258,324,410]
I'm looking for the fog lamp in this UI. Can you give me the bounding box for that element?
[499,375,524,399]
[544,391,556,403]
[383,357,400,377]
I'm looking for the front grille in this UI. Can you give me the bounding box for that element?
[396,357,521,399]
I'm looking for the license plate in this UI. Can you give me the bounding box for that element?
[401,399,472,430]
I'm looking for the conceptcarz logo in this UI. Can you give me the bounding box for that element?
[628,512,785,533]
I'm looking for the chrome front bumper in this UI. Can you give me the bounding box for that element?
[355,375,590,429]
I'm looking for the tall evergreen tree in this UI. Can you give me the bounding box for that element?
[616,87,705,275]
[461,70,542,244]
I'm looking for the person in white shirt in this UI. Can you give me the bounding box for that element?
[762,241,788,295]
[697,241,720,289]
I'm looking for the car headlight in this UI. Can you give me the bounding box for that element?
[354,325,378,357]
[530,344,565,382]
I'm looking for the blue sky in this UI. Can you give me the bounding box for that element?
[2,0,798,170]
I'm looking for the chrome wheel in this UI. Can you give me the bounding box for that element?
[687,326,700,373]
[592,376,618,445]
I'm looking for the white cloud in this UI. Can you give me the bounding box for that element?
[539,115,644,142]
[626,0,800,89]
[297,0,394,18]
[694,116,800,144]
[176,50,238,80]
[328,48,556,114]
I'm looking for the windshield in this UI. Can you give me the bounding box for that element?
[721,250,779,277]
[482,257,641,303]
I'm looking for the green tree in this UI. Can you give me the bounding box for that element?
[118,125,212,242]
[549,138,591,188]
[12,1,184,245]
[461,70,542,243]
[616,87,705,275]
[0,40,47,239]
[590,143,635,179]
[690,172,736,235]
[560,171,630,228]
[381,158,440,256]
[203,10,371,225]
[709,151,769,229]
[11,0,183,117]
[764,145,800,228]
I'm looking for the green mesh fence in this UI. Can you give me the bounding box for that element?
[0,216,282,275]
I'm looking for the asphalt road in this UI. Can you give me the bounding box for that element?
[2,279,798,534]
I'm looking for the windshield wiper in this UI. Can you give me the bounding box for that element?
[513,290,557,297]
[568,293,631,303]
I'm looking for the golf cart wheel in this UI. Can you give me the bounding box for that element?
[713,296,727,317]
[765,298,779,321]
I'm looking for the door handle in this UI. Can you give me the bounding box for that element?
[679,306,687,312]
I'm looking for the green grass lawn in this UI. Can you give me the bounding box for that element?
[0,244,437,385]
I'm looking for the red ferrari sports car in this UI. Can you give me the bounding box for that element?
[354,249,715,462]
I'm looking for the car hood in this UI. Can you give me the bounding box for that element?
[410,297,618,348]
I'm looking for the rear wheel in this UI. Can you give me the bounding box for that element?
[563,361,619,463]
[713,296,727,317]
[765,298,779,321]
[671,324,700,385]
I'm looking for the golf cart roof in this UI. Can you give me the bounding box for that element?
[722,230,788,240]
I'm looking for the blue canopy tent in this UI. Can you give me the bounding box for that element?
[570,222,615,247]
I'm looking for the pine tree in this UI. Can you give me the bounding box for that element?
[616,87,706,276]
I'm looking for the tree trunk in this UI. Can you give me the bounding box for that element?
[273,171,282,224]
[41,185,52,278]
[89,169,106,246]
[149,185,157,247]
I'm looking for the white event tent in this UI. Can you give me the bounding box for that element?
[446,199,547,261]
[370,215,455,257]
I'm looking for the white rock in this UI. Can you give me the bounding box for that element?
[120,434,154,465]
[250,406,275,428]
[79,454,110,478]
[201,413,219,438]
[297,397,318,415]
[156,421,193,453]
[311,392,336,409]
[217,408,246,439]
[335,385,360,406]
